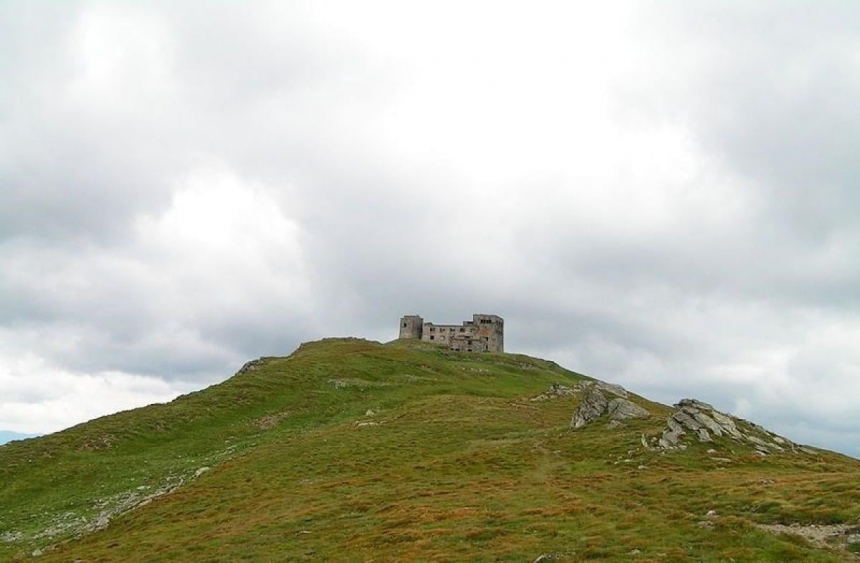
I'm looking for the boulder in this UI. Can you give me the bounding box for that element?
[570,388,608,429]
[607,398,650,421]
[594,381,629,398]
[658,417,686,449]
[571,390,651,429]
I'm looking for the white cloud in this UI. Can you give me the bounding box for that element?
[134,162,312,315]
[0,350,188,434]
[66,4,173,111]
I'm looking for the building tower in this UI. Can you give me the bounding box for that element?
[399,315,424,340]
[471,314,504,353]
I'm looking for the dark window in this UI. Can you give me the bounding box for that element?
[429,327,435,332]
[459,328,465,332]
[429,335,434,340]
[402,323,407,327]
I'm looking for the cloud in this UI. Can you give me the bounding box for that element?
[1,162,314,379]
[0,1,858,458]
[0,349,188,434]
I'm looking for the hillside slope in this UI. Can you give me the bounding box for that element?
[1,338,859,562]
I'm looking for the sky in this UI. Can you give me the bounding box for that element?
[1,1,859,456]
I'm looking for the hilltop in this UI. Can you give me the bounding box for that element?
[1,338,859,562]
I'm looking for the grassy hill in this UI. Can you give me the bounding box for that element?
[1,338,859,562]
[0,432,38,446]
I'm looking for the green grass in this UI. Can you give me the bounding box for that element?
[1,338,858,561]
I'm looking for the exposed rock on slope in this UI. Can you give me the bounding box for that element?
[607,396,650,422]
[652,399,807,454]
[531,380,630,402]
[530,380,651,429]
[570,387,609,429]
[569,385,650,429]
[530,382,578,401]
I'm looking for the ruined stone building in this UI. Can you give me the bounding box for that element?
[398,314,504,353]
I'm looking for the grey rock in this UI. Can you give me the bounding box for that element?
[709,410,743,439]
[691,412,725,437]
[671,410,701,431]
[568,386,649,430]
[237,357,267,375]
[658,417,686,448]
[607,398,650,420]
[595,381,629,398]
[532,553,574,562]
[570,388,608,429]
[677,398,714,411]
[91,511,112,530]
[531,383,578,401]
[536,379,630,403]
[654,397,801,453]
[747,435,784,451]
[0,531,22,542]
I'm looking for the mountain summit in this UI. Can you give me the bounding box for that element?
[1,338,858,561]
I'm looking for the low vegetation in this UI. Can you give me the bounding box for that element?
[1,338,858,561]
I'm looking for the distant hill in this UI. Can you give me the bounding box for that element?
[1,338,858,561]
[0,431,37,446]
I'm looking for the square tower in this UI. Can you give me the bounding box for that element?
[472,314,504,353]
[399,315,424,340]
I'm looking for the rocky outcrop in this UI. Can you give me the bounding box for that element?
[570,388,650,429]
[607,397,650,421]
[237,357,268,375]
[653,398,801,454]
[531,382,578,401]
[593,381,629,398]
[529,381,650,429]
[532,380,630,402]
[571,388,609,429]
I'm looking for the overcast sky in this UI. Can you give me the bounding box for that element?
[1,1,858,456]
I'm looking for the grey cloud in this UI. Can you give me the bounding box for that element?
[630,3,860,240]
[1,1,859,458]
[0,2,359,244]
